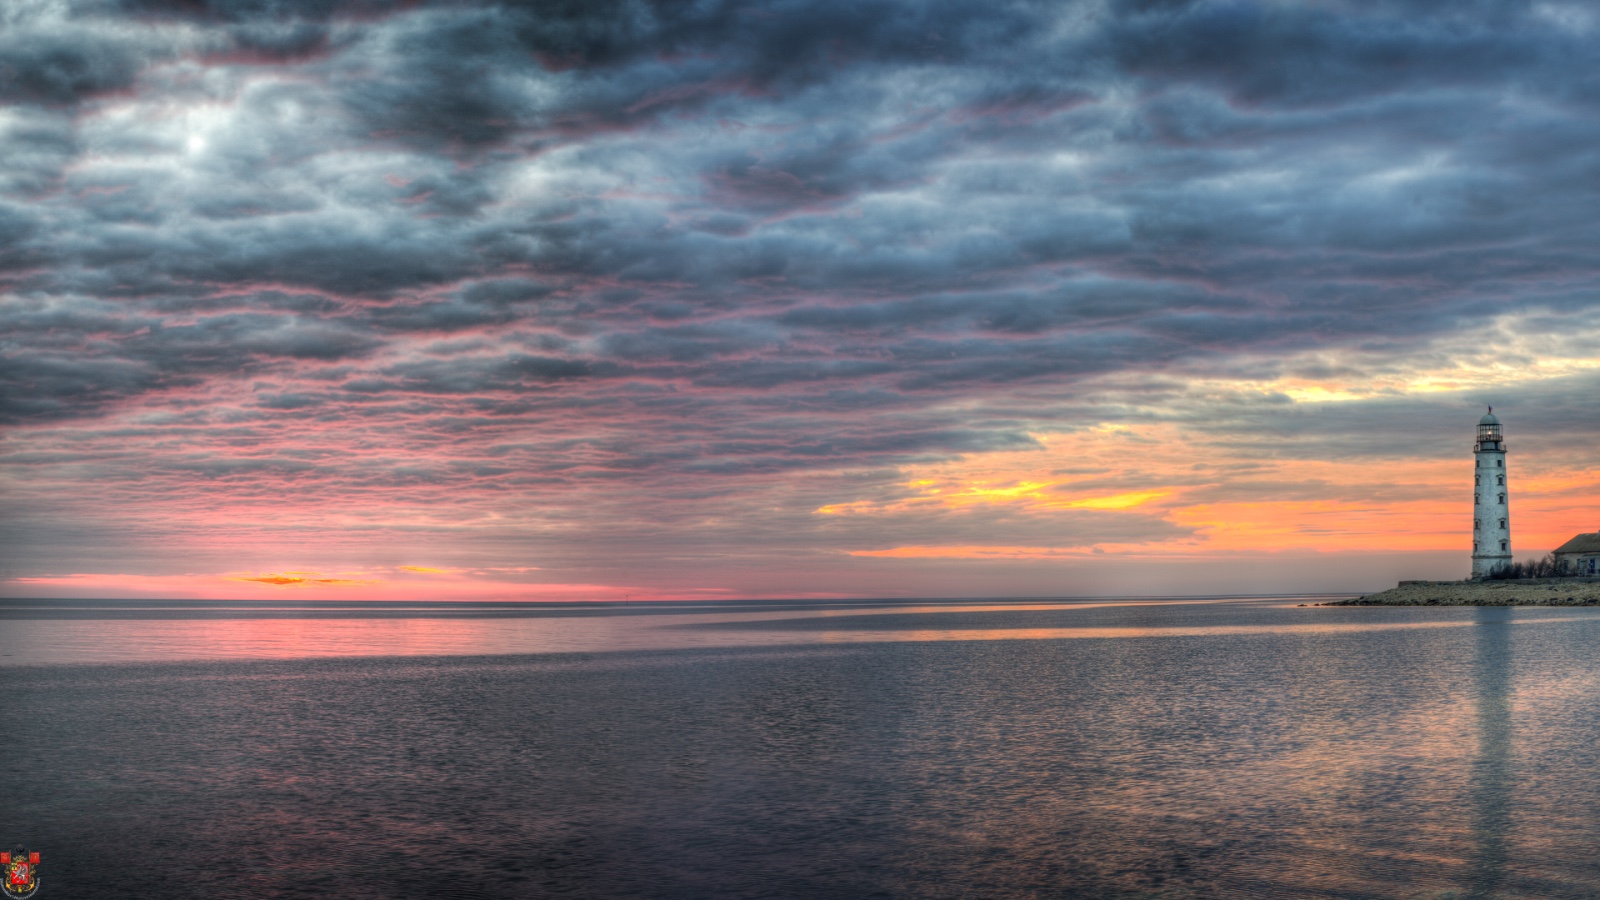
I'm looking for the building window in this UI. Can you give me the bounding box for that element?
[1498,493,1505,504]
[1497,475,1504,485]
[1497,459,1503,467]
[1476,475,1481,485]
[1499,519,1506,529]
[1474,518,1481,531]
[1500,540,1508,551]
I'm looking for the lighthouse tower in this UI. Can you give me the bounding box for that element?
[1471,408,1512,578]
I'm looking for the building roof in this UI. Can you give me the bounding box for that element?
[1479,411,1501,426]
[1554,533,1600,555]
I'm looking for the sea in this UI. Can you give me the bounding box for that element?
[5,595,1600,898]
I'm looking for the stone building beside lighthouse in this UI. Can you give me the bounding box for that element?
[1553,532,1600,576]
[1472,409,1513,578]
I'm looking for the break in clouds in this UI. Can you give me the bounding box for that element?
[3,0,1600,590]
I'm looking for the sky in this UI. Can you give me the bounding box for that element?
[2,0,1598,601]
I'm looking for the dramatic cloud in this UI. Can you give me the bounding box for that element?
[3,0,1598,598]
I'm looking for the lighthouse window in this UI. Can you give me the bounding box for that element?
[1497,475,1504,485]
[1497,459,1503,467]
[1499,519,1506,529]
[1500,540,1508,551]
[1474,519,1481,530]
[1498,493,1505,504]
[1475,475,1481,485]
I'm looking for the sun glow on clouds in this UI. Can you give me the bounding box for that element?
[221,565,558,594]
[818,477,1167,515]
[232,574,375,586]
[826,402,1600,563]
[10,569,686,602]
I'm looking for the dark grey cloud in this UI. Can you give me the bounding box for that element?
[0,18,177,104]
[0,293,380,420]
[1109,0,1572,109]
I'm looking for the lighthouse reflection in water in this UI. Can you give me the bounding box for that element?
[6,596,1600,898]
[1470,606,1512,898]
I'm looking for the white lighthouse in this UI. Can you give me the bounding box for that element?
[1471,408,1512,578]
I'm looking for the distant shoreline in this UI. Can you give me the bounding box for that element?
[1331,577,1600,606]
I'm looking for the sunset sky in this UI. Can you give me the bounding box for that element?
[3,0,1598,601]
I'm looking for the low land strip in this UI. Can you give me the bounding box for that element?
[1335,578,1600,606]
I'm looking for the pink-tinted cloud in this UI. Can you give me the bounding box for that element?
[6,570,729,602]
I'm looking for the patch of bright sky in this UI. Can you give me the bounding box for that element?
[1197,311,1600,402]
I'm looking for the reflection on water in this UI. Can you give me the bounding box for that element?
[1469,606,1512,899]
[4,596,1593,667]
[8,598,1600,898]
[0,597,1344,665]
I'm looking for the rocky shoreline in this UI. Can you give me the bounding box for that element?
[1333,577,1600,606]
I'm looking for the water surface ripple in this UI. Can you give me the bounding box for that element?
[6,598,1600,898]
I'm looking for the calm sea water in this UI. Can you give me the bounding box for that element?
[5,596,1600,898]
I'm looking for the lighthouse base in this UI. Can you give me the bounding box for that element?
[1472,554,1513,579]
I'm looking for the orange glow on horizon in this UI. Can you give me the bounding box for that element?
[850,545,1148,559]
[821,421,1599,561]
[231,575,377,586]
